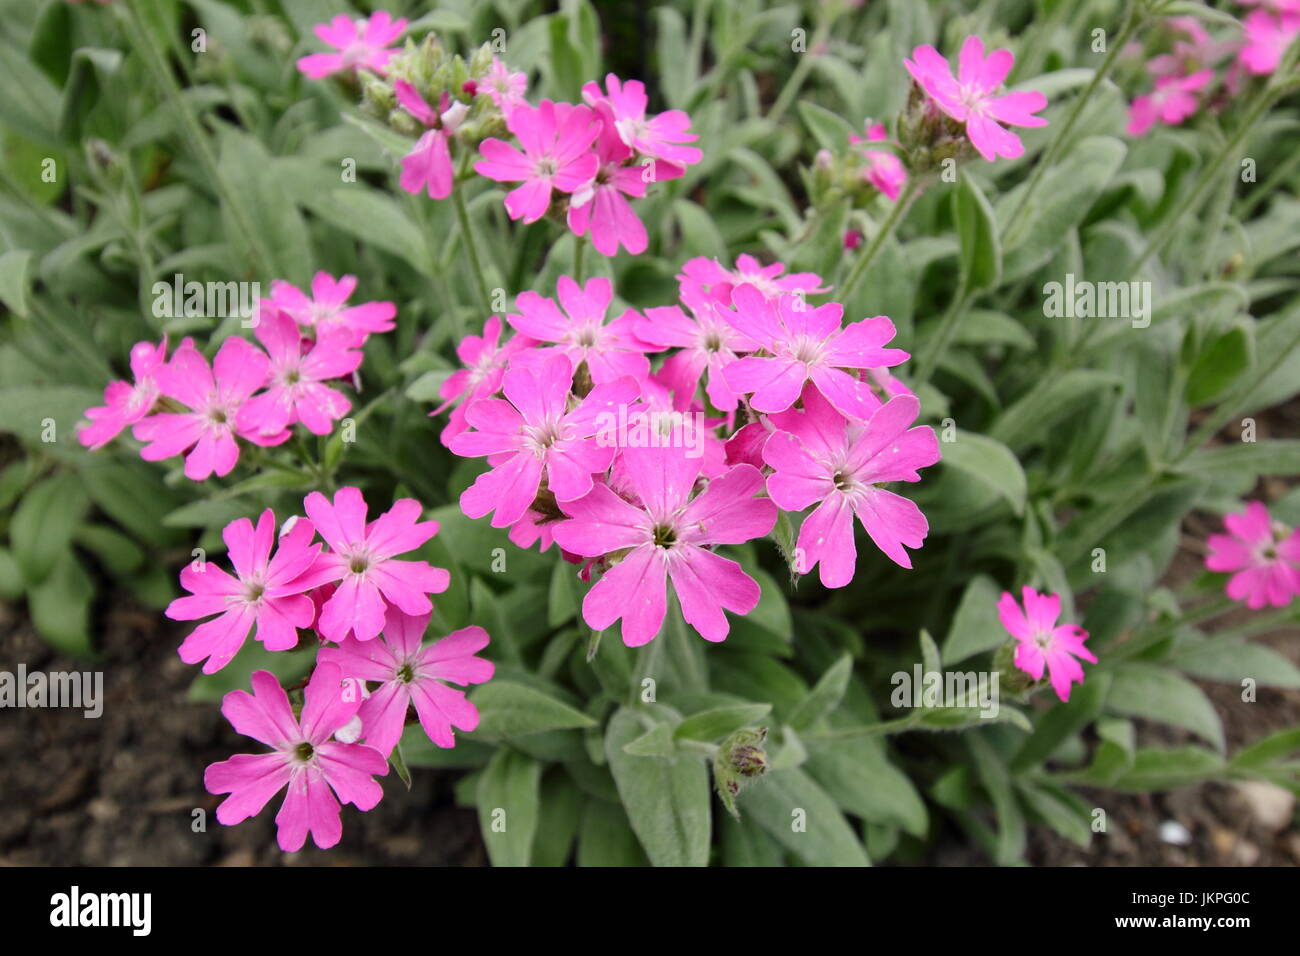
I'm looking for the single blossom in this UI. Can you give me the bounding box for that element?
[1239,9,1300,75]
[763,387,939,582]
[508,275,652,383]
[205,663,389,852]
[132,336,288,481]
[167,511,320,674]
[1126,69,1215,136]
[480,57,528,112]
[434,315,535,447]
[319,609,494,756]
[635,289,758,411]
[239,310,361,436]
[296,11,408,79]
[553,442,776,645]
[449,355,640,527]
[567,118,669,257]
[267,272,396,346]
[679,254,828,305]
[998,587,1096,702]
[298,487,450,642]
[722,284,909,419]
[394,81,469,199]
[1205,501,1300,609]
[474,100,601,223]
[904,35,1048,161]
[583,74,703,167]
[78,337,167,449]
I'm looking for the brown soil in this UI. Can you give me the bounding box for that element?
[0,599,484,867]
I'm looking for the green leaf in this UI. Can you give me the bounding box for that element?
[741,767,870,866]
[27,552,94,657]
[605,707,710,867]
[1176,440,1300,478]
[942,575,1008,665]
[1107,664,1225,751]
[1101,746,1224,791]
[968,732,1026,864]
[953,176,1001,293]
[674,703,772,743]
[804,738,928,837]
[1011,673,1110,770]
[797,101,856,151]
[991,370,1122,449]
[469,680,597,738]
[787,654,852,731]
[532,773,583,867]
[0,250,34,317]
[623,721,678,757]
[476,748,542,867]
[1016,778,1092,848]
[186,644,316,702]
[11,472,88,585]
[938,430,1026,516]
[1169,635,1300,689]
[1231,728,1300,768]
[216,126,312,284]
[1185,320,1253,406]
[577,800,649,866]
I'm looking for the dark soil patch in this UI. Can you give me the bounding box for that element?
[0,599,484,866]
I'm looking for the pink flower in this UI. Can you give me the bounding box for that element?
[298,488,450,642]
[204,663,388,852]
[1126,69,1215,136]
[722,284,909,419]
[167,510,320,674]
[238,310,361,436]
[449,355,640,527]
[582,74,703,167]
[998,587,1096,702]
[635,289,757,411]
[481,57,528,112]
[508,276,652,383]
[566,119,660,257]
[319,609,494,756]
[763,387,939,582]
[843,229,864,250]
[434,315,535,447]
[553,443,776,645]
[267,272,396,346]
[296,11,408,79]
[1239,10,1300,75]
[851,122,907,200]
[78,337,167,449]
[904,36,1048,161]
[679,254,828,305]
[1205,501,1300,609]
[394,81,468,200]
[474,100,600,223]
[132,336,287,481]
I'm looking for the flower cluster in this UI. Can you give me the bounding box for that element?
[77,273,394,480]
[1125,5,1300,137]
[435,259,941,646]
[169,487,493,851]
[298,14,702,258]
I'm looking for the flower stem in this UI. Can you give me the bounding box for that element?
[451,180,493,318]
[911,287,975,389]
[838,178,920,303]
[573,233,586,284]
[1000,0,1143,249]
[767,19,832,126]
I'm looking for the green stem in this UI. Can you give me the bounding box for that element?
[1001,0,1143,249]
[1101,595,1236,666]
[839,178,920,303]
[117,2,275,273]
[450,180,492,318]
[1126,81,1283,279]
[767,19,832,126]
[572,233,586,284]
[911,288,975,389]
[809,712,922,741]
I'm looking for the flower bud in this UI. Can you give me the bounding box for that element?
[714,726,768,819]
